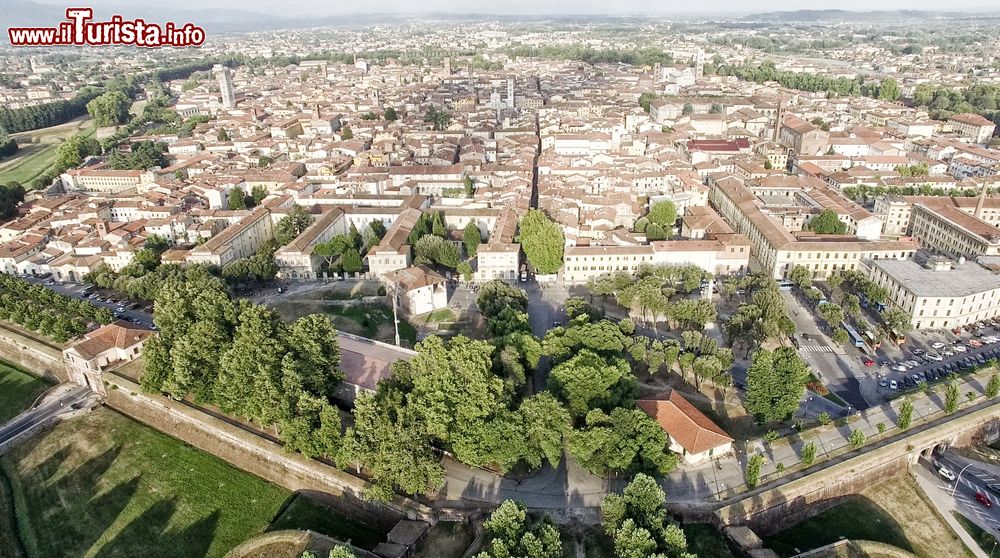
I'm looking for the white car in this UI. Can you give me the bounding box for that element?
[938,466,957,481]
[927,353,944,362]
[892,364,908,372]
[932,342,946,349]
[954,345,968,353]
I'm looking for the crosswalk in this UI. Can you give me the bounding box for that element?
[799,344,834,354]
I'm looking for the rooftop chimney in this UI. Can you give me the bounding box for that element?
[975,182,988,220]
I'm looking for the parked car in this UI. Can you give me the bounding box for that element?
[889,379,899,390]
[938,466,957,481]
[863,357,875,367]
[953,328,964,335]
[911,347,927,356]
[892,364,907,372]
[977,354,987,364]
[954,345,968,353]
[927,353,943,361]
[976,492,993,508]
[970,339,984,348]
[905,360,920,368]
[932,342,947,349]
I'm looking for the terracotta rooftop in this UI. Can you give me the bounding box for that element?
[68,321,153,360]
[637,390,733,455]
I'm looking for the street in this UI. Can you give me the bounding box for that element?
[914,451,1000,557]
[0,384,93,449]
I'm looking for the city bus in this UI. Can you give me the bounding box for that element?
[842,322,865,348]
[889,328,907,345]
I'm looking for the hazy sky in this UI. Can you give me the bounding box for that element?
[39,0,998,16]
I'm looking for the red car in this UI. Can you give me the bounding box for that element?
[862,358,875,367]
[976,491,993,508]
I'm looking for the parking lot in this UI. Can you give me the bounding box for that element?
[20,275,155,330]
[871,321,1000,398]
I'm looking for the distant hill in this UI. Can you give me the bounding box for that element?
[741,9,996,23]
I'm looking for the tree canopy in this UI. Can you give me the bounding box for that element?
[806,209,847,235]
[519,209,564,274]
[745,347,810,422]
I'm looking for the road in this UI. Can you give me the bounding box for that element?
[783,291,870,410]
[914,452,1000,557]
[0,385,92,448]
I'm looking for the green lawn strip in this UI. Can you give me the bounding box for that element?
[762,496,912,557]
[1,408,290,558]
[0,359,51,424]
[952,512,1000,557]
[266,493,385,550]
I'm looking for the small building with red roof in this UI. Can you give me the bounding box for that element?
[637,390,734,465]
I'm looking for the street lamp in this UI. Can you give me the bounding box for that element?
[952,462,973,496]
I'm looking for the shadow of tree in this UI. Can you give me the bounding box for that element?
[93,497,221,558]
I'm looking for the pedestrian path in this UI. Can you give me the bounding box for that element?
[799,344,834,353]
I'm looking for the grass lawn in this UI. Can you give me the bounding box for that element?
[267,493,385,551]
[324,304,417,346]
[763,496,911,556]
[0,407,290,558]
[0,359,50,424]
[764,474,972,558]
[683,523,734,558]
[953,512,1000,557]
[0,121,96,186]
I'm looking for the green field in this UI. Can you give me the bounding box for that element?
[0,407,291,558]
[0,359,50,423]
[953,513,1000,557]
[763,496,912,556]
[267,493,386,550]
[324,304,418,346]
[0,120,96,186]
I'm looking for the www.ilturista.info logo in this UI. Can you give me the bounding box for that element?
[8,8,206,47]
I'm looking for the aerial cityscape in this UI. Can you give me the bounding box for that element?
[2,2,1000,557]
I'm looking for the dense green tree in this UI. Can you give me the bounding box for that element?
[647,201,677,228]
[383,107,398,121]
[55,133,99,170]
[274,205,314,246]
[883,307,913,334]
[0,182,25,219]
[519,209,564,274]
[251,184,269,205]
[463,222,482,257]
[800,441,817,467]
[86,90,131,126]
[945,379,960,414]
[228,187,247,210]
[745,454,765,489]
[848,428,866,449]
[340,125,353,139]
[745,347,810,422]
[897,399,914,430]
[568,408,677,476]
[517,393,572,469]
[341,248,363,273]
[601,473,693,558]
[343,391,445,501]
[987,374,1000,399]
[788,265,812,289]
[807,209,847,235]
[423,107,452,131]
[549,350,635,418]
[474,500,562,558]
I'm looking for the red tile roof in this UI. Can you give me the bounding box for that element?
[637,390,733,455]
